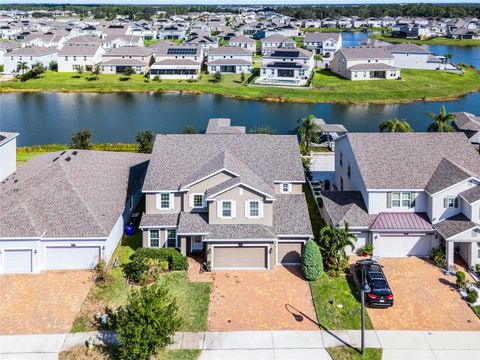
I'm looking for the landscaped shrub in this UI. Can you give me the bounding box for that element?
[456,271,467,289]
[116,283,181,360]
[302,239,324,281]
[466,288,478,304]
[431,247,446,268]
[123,248,188,282]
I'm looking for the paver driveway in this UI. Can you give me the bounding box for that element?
[208,266,318,331]
[0,270,93,335]
[365,257,480,331]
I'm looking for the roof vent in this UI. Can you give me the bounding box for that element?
[65,157,71,162]
[72,151,78,156]
[53,157,59,162]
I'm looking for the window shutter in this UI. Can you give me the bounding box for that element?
[288,183,292,193]
[217,201,222,218]
[443,197,448,209]
[156,193,161,210]
[169,193,174,209]
[231,201,237,218]
[386,193,391,208]
[189,194,194,208]
[454,198,458,208]
[410,192,416,208]
[245,200,250,218]
[259,202,264,218]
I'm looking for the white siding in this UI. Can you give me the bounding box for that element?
[0,136,17,181]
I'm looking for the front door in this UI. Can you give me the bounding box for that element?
[191,236,203,252]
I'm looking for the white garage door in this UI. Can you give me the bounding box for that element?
[4,249,33,273]
[374,234,432,257]
[46,246,101,270]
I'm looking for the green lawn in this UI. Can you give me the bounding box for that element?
[370,34,480,47]
[310,274,374,330]
[72,231,211,333]
[3,68,479,104]
[144,39,160,47]
[303,27,390,33]
[59,345,200,360]
[157,350,201,360]
[472,305,480,318]
[327,347,382,360]
[303,183,325,241]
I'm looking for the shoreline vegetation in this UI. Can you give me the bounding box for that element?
[369,33,480,47]
[2,68,480,105]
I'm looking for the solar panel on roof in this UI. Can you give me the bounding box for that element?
[272,50,299,57]
[167,48,197,55]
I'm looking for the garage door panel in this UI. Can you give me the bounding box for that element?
[213,246,267,269]
[4,249,33,273]
[277,242,302,265]
[374,234,432,257]
[46,246,100,270]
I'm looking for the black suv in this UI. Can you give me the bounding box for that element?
[355,260,394,307]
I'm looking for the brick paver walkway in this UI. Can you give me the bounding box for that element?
[208,266,318,331]
[0,270,93,335]
[365,257,480,331]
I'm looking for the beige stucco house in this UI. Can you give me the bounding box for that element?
[139,119,313,270]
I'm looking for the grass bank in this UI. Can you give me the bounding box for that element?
[370,34,480,47]
[59,345,200,360]
[303,27,390,33]
[17,143,139,164]
[327,347,382,360]
[3,68,480,104]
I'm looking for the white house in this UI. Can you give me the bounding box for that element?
[3,46,58,74]
[23,33,67,49]
[304,32,342,56]
[260,34,296,56]
[229,35,256,53]
[330,46,400,80]
[0,132,18,182]
[149,45,203,80]
[388,43,444,70]
[207,46,253,74]
[58,43,105,72]
[320,132,480,270]
[257,47,314,87]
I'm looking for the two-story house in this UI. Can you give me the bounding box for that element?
[100,45,154,74]
[260,34,296,56]
[257,47,314,86]
[206,46,253,74]
[330,46,400,80]
[3,45,58,74]
[139,119,313,270]
[229,35,256,54]
[304,32,342,57]
[320,132,480,271]
[58,43,105,72]
[149,44,203,80]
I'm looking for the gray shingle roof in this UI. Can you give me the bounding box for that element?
[143,134,305,192]
[205,118,246,134]
[58,43,102,56]
[338,46,394,60]
[305,32,341,43]
[0,150,149,238]
[388,42,430,54]
[9,46,58,56]
[343,133,480,190]
[453,112,480,131]
[273,194,313,236]
[260,34,294,43]
[460,185,480,204]
[140,213,180,228]
[104,45,152,56]
[348,63,399,71]
[208,46,252,56]
[230,35,256,44]
[425,158,474,194]
[0,132,18,147]
[101,58,146,66]
[207,58,252,66]
[434,213,478,240]
[321,191,376,228]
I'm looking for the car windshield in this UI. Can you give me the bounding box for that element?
[370,280,391,295]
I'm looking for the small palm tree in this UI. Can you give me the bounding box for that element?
[378,119,413,132]
[444,53,453,64]
[426,106,455,132]
[16,61,29,75]
[296,114,320,154]
[319,222,357,272]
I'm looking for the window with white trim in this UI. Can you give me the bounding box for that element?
[391,192,412,208]
[150,229,160,247]
[166,229,177,248]
[249,200,260,217]
[193,194,203,207]
[222,201,232,218]
[158,193,172,209]
[280,183,292,193]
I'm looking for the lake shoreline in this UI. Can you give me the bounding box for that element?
[2,86,479,106]
[369,34,480,47]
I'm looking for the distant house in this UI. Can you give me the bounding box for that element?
[330,46,400,80]
[149,45,203,80]
[3,46,58,74]
[388,43,443,70]
[100,46,154,74]
[102,35,143,49]
[260,34,296,56]
[0,40,21,65]
[58,43,105,72]
[206,46,253,74]
[185,35,218,50]
[0,132,18,182]
[229,35,256,53]
[0,150,148,274]
[453,112,480,145]
[304,32,342,56]
[158,26,186,40]
[23,33,66,49]
[257,47,314,86]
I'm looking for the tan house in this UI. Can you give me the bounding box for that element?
[139,119,313,270]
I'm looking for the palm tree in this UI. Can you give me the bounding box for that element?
[426,106,455,132]
[444,53,453,64]
[319,222,357,271]
[16,61,29,75]
[378,119,413,132]
[296,114,320,154]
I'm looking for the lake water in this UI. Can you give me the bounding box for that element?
[342,31,480,69]
[1,91,479,146]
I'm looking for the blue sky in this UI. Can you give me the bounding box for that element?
[8,0,480,4]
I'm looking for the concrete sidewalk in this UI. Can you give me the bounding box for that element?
[1,330,479,360]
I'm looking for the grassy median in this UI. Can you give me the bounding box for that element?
[2,68,479,104]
